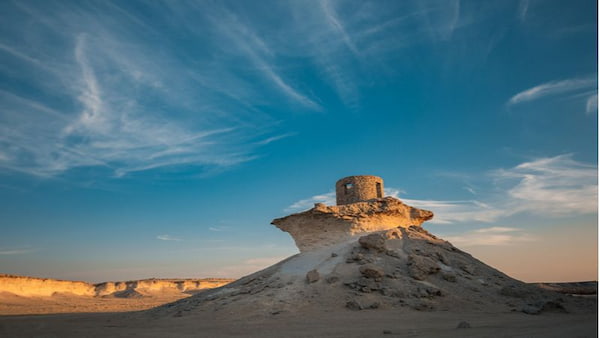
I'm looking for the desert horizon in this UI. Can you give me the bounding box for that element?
[0,206,597,336]
[0,181,597,336]
[0,266,597,317]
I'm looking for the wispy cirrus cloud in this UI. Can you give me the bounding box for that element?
[0,1,593,182]
[418,0,461,41]
[586,94,597,114]
[443,227,536,247]
[6,1,452,178]
[517,0,529,22]
[156,235,183,242]
[319,0,359,56]
[285,154,597,224]
[284,191,336,212]
[508,77,597,107]
[494,154,597,216]
[202,5,322,111]
[208,226,232,232]
[255,133,297,146]
[0,2,298,179]
[402,199,505,224]
[0,248,38,255]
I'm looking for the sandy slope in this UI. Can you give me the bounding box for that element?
[149,226,595,318]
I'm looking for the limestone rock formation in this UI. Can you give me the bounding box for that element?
[0,275,96,297]
[146,176,594,323]
[272,197,434,252]
[151,226,594,319]
[0,275,234,297]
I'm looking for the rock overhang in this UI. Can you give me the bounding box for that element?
[272,196,434,252]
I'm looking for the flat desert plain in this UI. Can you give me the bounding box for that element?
[0,306,596,337]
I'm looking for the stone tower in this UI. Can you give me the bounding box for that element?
[335,175,384,205]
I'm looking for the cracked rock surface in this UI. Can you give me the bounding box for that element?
[271,197,434,252]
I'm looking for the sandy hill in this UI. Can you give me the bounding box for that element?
[150,226,594,319]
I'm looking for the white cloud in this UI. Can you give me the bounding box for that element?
[517,0,529,22]
[383,187,403,198]
[402,199,505,224]
[443,227,536,247]
[464,186,476,195]
[157,235,182,241]
[0,248,37,255]
[586,94,597,114]
[208,226,231,232]
[508,77,596,106]
[284,191,336,212]
[255,133,296,146]
[319,0,359,55]
[420,155,597,222]
[494,154,597,216]
[72,34,105,133]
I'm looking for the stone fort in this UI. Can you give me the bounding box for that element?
[335,175,384,205]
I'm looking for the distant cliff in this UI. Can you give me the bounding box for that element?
[0,274,234,297]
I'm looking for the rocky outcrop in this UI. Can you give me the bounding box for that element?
[152,226,593,318]
[306,270,320,283]
[0,275,234,297]
[359,234,387,252]
[94,278,232,297]
[0,275,96,297]
[271,197,434,252]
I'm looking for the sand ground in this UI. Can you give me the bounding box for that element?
[0,308,596,337]
[0,291,192,315]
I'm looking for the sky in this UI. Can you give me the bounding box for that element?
[0,0,597,283]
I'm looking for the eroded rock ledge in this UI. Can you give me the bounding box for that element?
[0,274,234,297]
[272,197,433,252]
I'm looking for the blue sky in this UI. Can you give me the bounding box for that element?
[0,0,597,283]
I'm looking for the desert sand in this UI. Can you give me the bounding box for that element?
[0,308,597,338]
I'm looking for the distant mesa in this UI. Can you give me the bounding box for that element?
[273,175,434,252]
[0,274,233,298]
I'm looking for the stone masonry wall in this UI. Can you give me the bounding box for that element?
[336,175,384,205]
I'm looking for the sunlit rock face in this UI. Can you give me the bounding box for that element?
[272,197,434,252]
[0,275,234,297]
[0,275,96,297]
